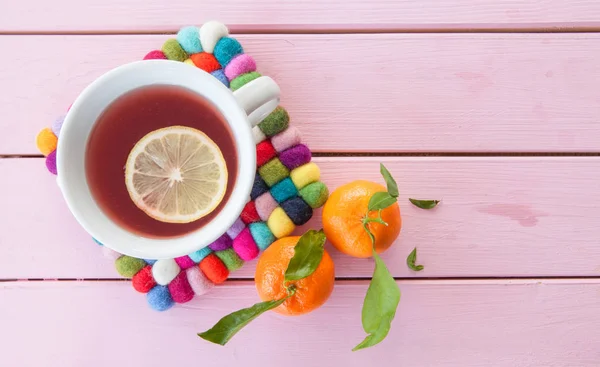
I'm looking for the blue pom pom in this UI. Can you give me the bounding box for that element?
[249,222,275,251]
[251,174,269,200]
[144,259,157,265]
[177,26,203,54]
[210,69,229,87]
[281,197,313,226]
[213,37,243,67]
[270,178,298,203]
[188,246,212,263]
[147,285,174,311]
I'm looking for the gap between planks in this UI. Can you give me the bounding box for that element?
[4,153,600,159]
[3,276,600,282]
[4,26,600,35]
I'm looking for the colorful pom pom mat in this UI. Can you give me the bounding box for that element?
[35,21,329,312]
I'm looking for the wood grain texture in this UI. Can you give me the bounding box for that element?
[3,34,600,154]
[1,280,598,366]
[1,0,600,32]
[3,157,600,279]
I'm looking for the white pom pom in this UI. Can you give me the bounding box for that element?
[252,125,266,144]
[200,21,229,54]
[186,267,214,296]
[152,259,181,285]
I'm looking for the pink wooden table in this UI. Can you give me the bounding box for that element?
[2,2,600,366]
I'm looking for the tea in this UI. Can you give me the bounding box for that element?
[85,85,238,238]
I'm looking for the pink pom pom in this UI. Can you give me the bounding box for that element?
[224,54,257,81]
[271,127,301,152]
[186,266,214,296]
[232,228,260,261]
[255,192,278,221]
[168,271,195,303]
[174,255,195,270]
[144,50,167,60]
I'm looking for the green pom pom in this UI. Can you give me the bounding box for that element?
[115,256,146,278]
[215,249,244,271]
[258,158,290,186]
[162,39,188,62]
[259,107,289,137]
[230,71,261,91]
[299,181,329,208]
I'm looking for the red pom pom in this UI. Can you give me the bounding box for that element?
[190,52,221,72]
[256,140,277,167]
[199,254,229,284]
[132,265,156,293]
[168,271,195,303]
[241,201,260,224]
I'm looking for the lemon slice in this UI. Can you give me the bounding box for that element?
[125,126,228,223]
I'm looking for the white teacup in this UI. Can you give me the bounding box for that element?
[57,60,280,259]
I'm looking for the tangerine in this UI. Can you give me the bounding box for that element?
[255,236,335,316]
[322,180,401,258]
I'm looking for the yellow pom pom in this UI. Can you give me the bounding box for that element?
[184,58,195,66]
[36,128,58,156]
[267,207,295,238]
[290,162,320,190]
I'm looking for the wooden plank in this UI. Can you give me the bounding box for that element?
[2,157,600,279]
[1,0,600,32]
[3,34,600,154]
[0,280,598,366]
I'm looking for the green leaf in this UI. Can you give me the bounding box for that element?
[406,247,424,271]
[362,223,375,245]
[368,192,397,211]
[409,198,440,209]
[198,294,292,345]
[353,251,401,351]
[284,229,326,282]
[380,164,399,198]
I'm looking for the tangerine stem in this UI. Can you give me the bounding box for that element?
[286,284,297,296]
[362,209,388,226]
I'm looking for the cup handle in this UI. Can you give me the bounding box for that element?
[232,76,281,127]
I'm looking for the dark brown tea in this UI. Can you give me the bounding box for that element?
[85,85,238,238]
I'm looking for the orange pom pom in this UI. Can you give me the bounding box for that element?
[190,52,221,73]
[36,128,57,156]
[199,254,229,284]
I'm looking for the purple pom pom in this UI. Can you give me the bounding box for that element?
[51,116,65,137]
[279,144,311,170]
[46,150,57,175]
[209,233,233,251]
[226,218,246,239]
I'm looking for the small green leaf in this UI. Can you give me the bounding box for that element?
[380,164,399,198]
[198,294,292,345]
[353,251,401,351]
[406,248,424,271]
[368,192,397,211]
[284,229,326,282]
[409,198,440,209]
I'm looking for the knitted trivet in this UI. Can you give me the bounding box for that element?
[35,21,329,311]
